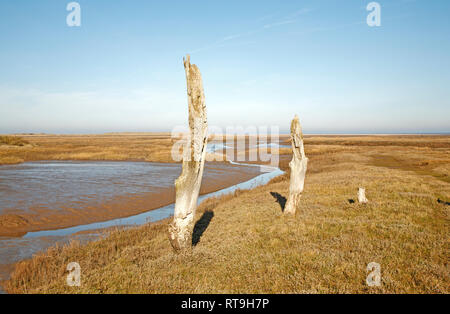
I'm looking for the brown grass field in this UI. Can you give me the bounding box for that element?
[2,135,450,293]
[0,133,177,165]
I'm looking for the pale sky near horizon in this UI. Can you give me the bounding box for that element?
[0,0,449,134]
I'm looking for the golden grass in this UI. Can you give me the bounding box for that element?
[4,136,449,294]
[0,136,29,147]
[0,133,284,165]
[0,134,177,165]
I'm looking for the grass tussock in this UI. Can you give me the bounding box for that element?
[4,136,449,294]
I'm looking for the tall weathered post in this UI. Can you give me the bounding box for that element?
[168,55,208,251]
[284,115,308,215]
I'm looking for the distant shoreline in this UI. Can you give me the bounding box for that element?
[2,132,450,136]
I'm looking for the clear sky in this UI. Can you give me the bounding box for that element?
[0,0,449,134]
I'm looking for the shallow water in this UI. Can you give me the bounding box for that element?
[206,141,289,153]
[23,165,282,238]
[0,161,254,216]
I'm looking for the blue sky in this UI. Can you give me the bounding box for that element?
[0,0,449,134]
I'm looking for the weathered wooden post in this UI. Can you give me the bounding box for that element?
[284,115,308,215]
[168,55,208,251]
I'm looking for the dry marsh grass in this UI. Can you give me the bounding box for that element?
[0,134,286,165]
[0,136,30,147]
[4,136,449,294]
[0,133,177,165]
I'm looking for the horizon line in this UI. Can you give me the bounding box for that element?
[2,132,450,136]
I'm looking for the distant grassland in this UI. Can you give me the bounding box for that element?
[0,136,29,147]
[1,133,449,167]
[0,133,177,165]
[4,135,449,294]
[0,136,31,164]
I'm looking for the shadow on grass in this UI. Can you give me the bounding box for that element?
[192,211,215,246]
[270,192,287,212]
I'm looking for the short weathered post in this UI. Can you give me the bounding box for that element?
[358,188,368,204]
[284,115,308,215]
[168,55,208,251]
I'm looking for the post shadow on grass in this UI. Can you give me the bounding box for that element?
[438,198,450,206]
[192,211,215,246]
[270,192,287,212]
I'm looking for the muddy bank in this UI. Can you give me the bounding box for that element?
[0,161,262,237]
